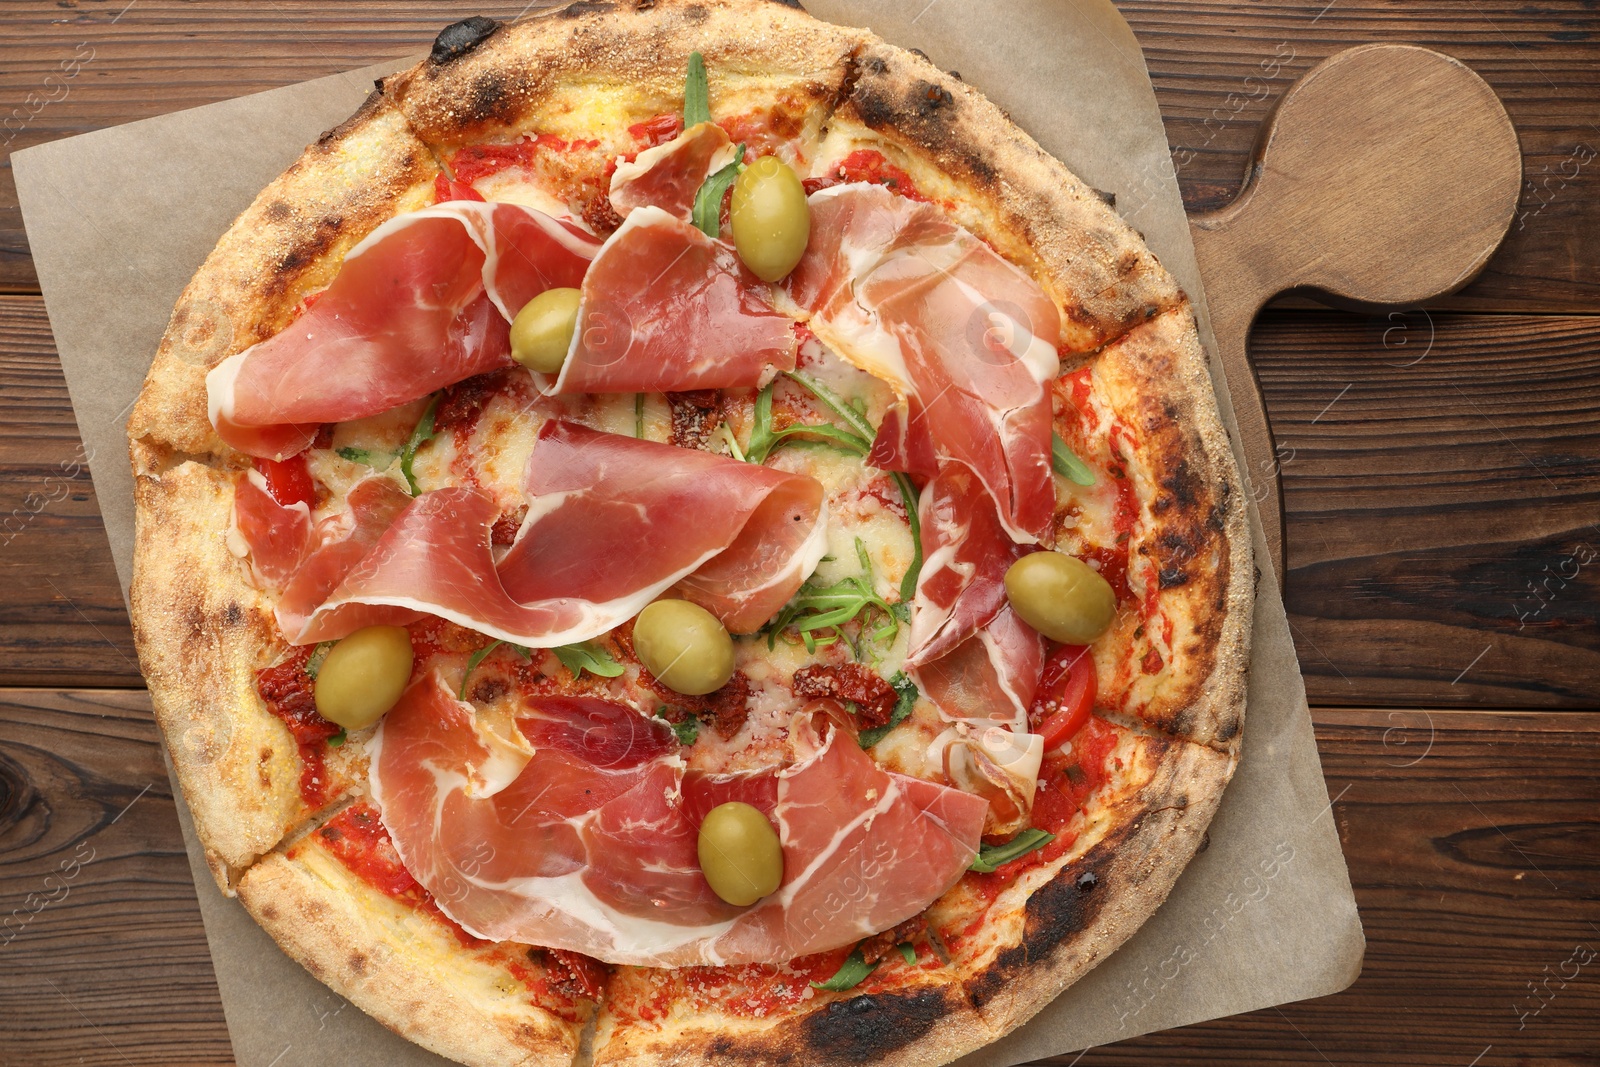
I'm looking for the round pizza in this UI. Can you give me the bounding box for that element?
[126,3,1252,1065]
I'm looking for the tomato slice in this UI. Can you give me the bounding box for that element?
[256,455,316,509]
[1030,644,1096,750]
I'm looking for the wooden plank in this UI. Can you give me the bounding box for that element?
[2,693,1594,1064]
[0,689,229,1067]
[1254,309,1600,707]
[4,297,1598,703]
[1077,709,1600,1065]
[0,296,139,687]
[2,1,1597,310]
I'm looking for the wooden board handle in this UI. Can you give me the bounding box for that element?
[1188,44,1521,584]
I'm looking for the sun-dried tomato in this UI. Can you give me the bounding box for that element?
[790,664,897,727]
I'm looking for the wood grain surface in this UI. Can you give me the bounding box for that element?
[0,1,1595,309]
[0,2,1596,1066]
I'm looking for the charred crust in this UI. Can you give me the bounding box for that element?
[222,601,244,626]
[464,71,516,127]
[767,0,804,7]
[558,1,618,16]
[430,16,502,64]
[801,987,949,1062]
[847,69,999,191]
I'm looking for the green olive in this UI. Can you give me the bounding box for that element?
[698,802,783,907]
[633,600,736,696]
[313,625,415,730]
[1004,552,1117,645]
[510,287,583,374]
[729,155,811,283]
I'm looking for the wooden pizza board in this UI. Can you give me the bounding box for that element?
[1188,44,1522,583]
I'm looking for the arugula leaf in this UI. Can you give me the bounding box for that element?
[691,144,745,238]
[1051,433,1096,487]
[857,672,917,749]
[304,641,336,681]
[889,471,923,602]
[783,370,876,442]
[400,395,441,496]
[657,710,699,747]
[683,51,711,128]
[782,371,924,599]
[969,828,1056,874]
[763,542,902,657]
[745,383,872,466]
[336,446,392,468]
[897,942,917,965]
[812,948,877,992]
[458,640,534,699]
[634,392,646,439]
[327,729,347,748]
[553,640,624,680]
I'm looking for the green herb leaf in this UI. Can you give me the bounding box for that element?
[460,640,503,699]
[857,671,917,749]
[634,392,646,439]
[553,640,625,680]
[336,446,392,467]
[762,547,904,658]
[327,729,347,748]
[897,942,917,965]
[783,370,876,443]
[782,371,924,598]
[812,947,877,992]
[683,51,711,128]
[969,828,1056,874]
[305,641,336,681]
[657,709,699,746]
[1051,433,1096,487]
[691,144,745,238]
[889,471,923,601]
[400,395,441,496]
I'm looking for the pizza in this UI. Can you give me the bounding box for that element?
[125,3,1252,1065]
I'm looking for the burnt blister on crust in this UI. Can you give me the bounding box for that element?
[431,16,502,64]
[846,59,1000,190]
[799,987,950,1064]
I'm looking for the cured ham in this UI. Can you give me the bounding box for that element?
[207,202,600,459]
[787,183,1061,542]
[608,121,736,222]
[917,607,1048,837]
[288,422,826,645]
[906,465,1027,668]
[553,207,796,395]
[370,677,988,966]
[229,470,311,587]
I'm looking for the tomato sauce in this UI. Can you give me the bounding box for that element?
[957,716,1120,915]
[627,113,684,148]
[256,647,341,806]
[447,134,603,186]
[808,148,929,202]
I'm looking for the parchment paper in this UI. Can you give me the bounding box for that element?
[13,2,1364,1062]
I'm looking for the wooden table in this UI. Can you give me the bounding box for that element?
[2,3,1596,1064]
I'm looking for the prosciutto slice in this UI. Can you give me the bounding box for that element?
[907,465,1028,668]
[553,207,796,395]
[291,421,827,645]
[787,183,1061,542]
[371,677,988,966]
[207,202,600,459]
[608,121,736,222]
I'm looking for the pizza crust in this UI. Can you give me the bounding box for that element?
[130,451,310,885]
[239,835,590,1067]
